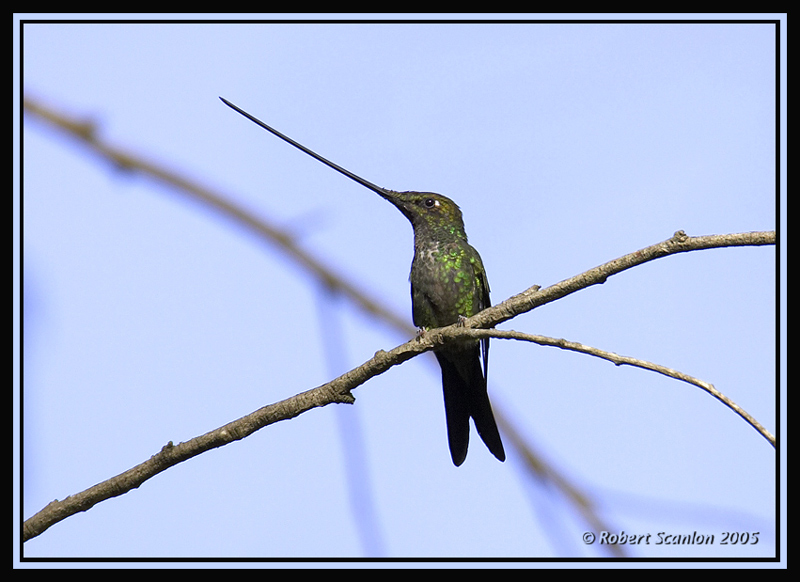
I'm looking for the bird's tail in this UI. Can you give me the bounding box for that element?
[437,347,505,466]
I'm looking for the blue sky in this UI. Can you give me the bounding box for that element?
[15,15,785,566]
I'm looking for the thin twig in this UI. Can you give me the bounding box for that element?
[462,328,775,447]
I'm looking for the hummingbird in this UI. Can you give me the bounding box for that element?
[220,97,505,466]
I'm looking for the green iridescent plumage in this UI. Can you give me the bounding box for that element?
[221,98,505,466]
[382,190,504,466]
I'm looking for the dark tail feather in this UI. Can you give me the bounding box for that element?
[438,354,470,466]
[470,378,506,463]
[437,348,505,466]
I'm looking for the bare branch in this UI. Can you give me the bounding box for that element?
[459,328,775,447]
[22,332,416,542]
[21,95,775,546]
[22,229,774,541]
[471,230,775,331]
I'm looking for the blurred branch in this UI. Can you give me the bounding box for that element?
[21,96,775,547]
[494,407,626,557]
[22,95,413,335]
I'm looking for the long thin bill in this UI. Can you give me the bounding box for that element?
[220,97,390,197]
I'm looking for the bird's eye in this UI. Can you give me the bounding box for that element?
[424,198,437,208]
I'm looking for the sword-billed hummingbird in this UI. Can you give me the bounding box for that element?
[220,97,505,466]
